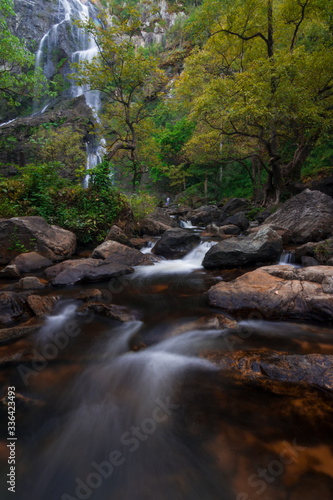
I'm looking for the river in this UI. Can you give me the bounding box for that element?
[1,230,333,500]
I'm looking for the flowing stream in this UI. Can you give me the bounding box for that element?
[1,228,333,500]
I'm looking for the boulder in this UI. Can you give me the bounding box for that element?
[139,218,171,236]
[92,241,152,266]
[27,295,58,317]
[207,265,333,321]
[0,264,20,279]
[264,189,333,243]
[219,225,241,236]
[222,212,249,231]
[218,198,250,218]
[301,256,319,267]
[295,237,333,265]
[202,226,283,268]
[0,292,30,326]
[129,238,147,250]
[152,228,201,259]
[10,252,53,273]
[18,276,45,289]
[45,258,134,287]
[189,206,222,226]
[105,225,132,247]
[0,217,76,265]
[78,302,137,322]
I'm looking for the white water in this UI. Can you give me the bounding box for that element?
[136,240,216,275]
[180,220,195,229]
[34,0,105,181]
[27,321,220,500]
[37,302,77,343]
[0,118,17,127]
[279,252,296,265]
[140,240,156,254]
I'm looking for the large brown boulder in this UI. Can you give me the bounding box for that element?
[202,226,283,268]
[92,241,152,266]
[139,207,178,236]
[27,295,58,317]
[45,258,134,287]
[207,265,333,321]
[189,205,222,226]
[105,225,132,247]
[152,228,201,259]
[264,189,333,243]
[0,217,76,265]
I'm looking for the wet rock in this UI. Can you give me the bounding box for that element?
[78,302,138,322]
[105,225,132,247]
[46,258,134,287]
[0,217,76,265]
[18,276,45,290]
[152,228,201,259]
[0,292,30,326]
[223,212,249,231]
[262,264,333,285]
[219,224,241,235]
[0,264,20,279]
[190,205,221,226]
[139,218,171,236]
[264,189,333,243]
[213,351,333,390]
[218,198,250,218]
[295,237,333,265]
[92,241,152,266]
[27,295,58,317]
[247,224,292,245]
[0,322,41,343]
[76,289,104,301]
[129,238,148,250]
[10,252,53,273]
[203,226,283,269]
[207,266,333,321]
[301,256,319,267]
[290,472,333,500]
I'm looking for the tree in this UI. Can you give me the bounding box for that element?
[176,0,333,204]
[0,0,46,110]
[71,6,168,190]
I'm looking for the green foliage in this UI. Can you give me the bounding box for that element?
[0,0,47,110]
[0,163,127,244]
[30,126,86,178]
[125,191,158,222]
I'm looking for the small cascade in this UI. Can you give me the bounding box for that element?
[180,220,195,229]
[141,240,156,254]
[136,240,216,275]
[279,252,296,265]
[37,302,77,343]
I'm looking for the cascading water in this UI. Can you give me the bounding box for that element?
[279,251,296,265]
[34,0,105,181]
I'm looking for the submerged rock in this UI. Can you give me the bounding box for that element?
[202,226,283,268]
[264,189,333,243]
[0,291,30,326]
[0,217,76,265]
[0,322,41,344]
[78,302,138,322]
[207,265,333,321]
[152,228,201,259]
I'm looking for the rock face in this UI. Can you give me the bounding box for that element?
[45,258,134,287]
[152,228,201,259]
[10,252,53,273]
[202,226,283,268]
[92,241,152,266]
[0,217,76,265]
[264,189,333,243]
[207,265,333,321]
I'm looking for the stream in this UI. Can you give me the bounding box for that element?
[1,229,333,500]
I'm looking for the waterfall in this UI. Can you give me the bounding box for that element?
[34,0,104,181]
[279,252,296,265]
